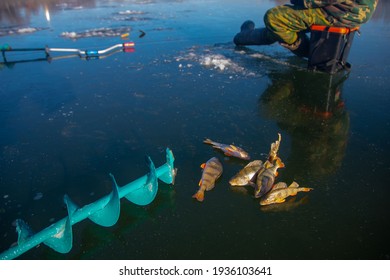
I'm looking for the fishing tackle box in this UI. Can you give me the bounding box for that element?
[308,25,359,74]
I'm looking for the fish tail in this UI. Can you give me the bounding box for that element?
[192,190,205,202]
[276,157,285,168]
[203,138,215,145]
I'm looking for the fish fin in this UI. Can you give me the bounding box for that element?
[275,171,279,176]
[229,145,238,151]
[264,161,273,169]
[246,160,263,168]
[276,158,285,168]
[192,191,204,202]
[288,181,299,188]
[276,198,286,203]
[203,138,215,145]
[198,179,202,186]
[272,182,287,190]
[302,188,313,192]
[200,163,206,169]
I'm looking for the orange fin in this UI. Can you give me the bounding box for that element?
[198,179,202,186]
[276,158,285,168]
[192,191,204,202]
[200,163,206,169]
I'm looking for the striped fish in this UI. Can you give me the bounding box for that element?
[267,133,281,163]
[192,157,223,202]
[260,181,313,206]
[254,157,285,198]
[203,138,250,160]
[229,160,263,186]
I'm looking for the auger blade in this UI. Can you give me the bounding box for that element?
[16,219,34,245]
[158,148,176,185]
[125,156,158,206]
[43,218,72,254]
[63,194,79,216]
[43,195,75,253]
[89,175,121,227]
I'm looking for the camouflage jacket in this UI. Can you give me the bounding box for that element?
[301,0,378,27]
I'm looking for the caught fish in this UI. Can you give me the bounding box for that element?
[192,157,223,202]
[268,133,281,163]
[254,157,285,198]
[203,138,250,160]
[229,160,263,186]
[260,181,313,206]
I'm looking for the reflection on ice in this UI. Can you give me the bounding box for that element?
[249,52,303,70]
[55,3,85,10]
[113,16,153,22]
[112,9,152,22]
[117,10,146,15]
[0,0,96,25]
[0,27,46,37]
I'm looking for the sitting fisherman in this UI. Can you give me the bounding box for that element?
[233,0,378,57]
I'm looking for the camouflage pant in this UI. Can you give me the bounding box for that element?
[264,5,331,45]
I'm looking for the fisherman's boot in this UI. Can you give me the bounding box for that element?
[233,20,276,46]
[280,32,310,58]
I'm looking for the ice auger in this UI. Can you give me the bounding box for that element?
[0,148,176,260]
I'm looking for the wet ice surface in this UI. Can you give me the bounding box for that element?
[175,45,257,76]
[0,27,48,37]
[173,43,308,81]
[1,0,390,260]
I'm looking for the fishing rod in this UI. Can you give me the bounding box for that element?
[47,41,135,56]
[0,49,126,69]
[1,42,135,62]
